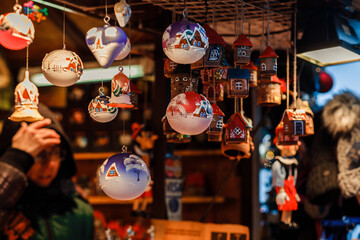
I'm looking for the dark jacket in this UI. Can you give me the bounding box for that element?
[0,104,93,240]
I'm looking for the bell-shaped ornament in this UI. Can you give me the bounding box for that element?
[108,67,134,109]
[9,71,44,122]
[88,87,118,123]
[114,0,132,28]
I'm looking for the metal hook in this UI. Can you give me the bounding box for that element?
[98,86,105,96]
[118,66,123,72]
[103,16,110,25]
[183,9,188,18]
[13,3,22,13]
[122,145,127,153]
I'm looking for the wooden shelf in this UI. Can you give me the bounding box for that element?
[74,149,223,161]
[88,196,225,205]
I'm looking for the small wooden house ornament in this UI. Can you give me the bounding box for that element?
[162,116,191,143]
[242,61,258,87]
[291,99,315,136]
[232,33,253,66]
[275,121,300,146]
[201,67,228,84]
[164,58,180,78]
[203,83,224,102]
[227,68,250,98]
[259,46,279,77]
[192,24,228,70]
[170,74,199,99]
[282,109,307,136]
[206,103,225,142]
[224,113,252,144]
[257,75,282,106]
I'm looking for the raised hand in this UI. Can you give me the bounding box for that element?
[11,118,61,158]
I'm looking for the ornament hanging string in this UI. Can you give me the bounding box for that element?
[128,0,131,93]
[212,1,216,30]
[266,0,270,46]
[286,47,290,109]
[234,0,239,114]
[63,3,66,49]
[293,1,297,108]
[204,0,208,24]
[262,7,265,51]
[241,0,244,34]
[103,0,110,24]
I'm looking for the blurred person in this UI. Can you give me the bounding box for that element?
[0,104,93,240]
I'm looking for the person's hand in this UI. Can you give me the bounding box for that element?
[276,189,290,205]
[11,118,61,158]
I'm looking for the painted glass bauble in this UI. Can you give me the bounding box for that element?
[88,94,118,123]
[41,49,83,87]
[108,70,134,109]
[162,18,208,64]
[0,12,35,50]
[114,0,132,27]
[86,25,127,68]
[99,153,150,200]
[166,91,213,135]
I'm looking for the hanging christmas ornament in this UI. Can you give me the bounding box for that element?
[223,113,252,144]
[115,37,131,61]
[9,70,43,122]
[88,88,118,123]
[242,62,258,87]
[41,49,83,87]
[259,46,278,77]
[129,81,141,110]
[257,75,282,106]
[206,103,225,142]
[232,34,253,66]
[85,22,127,68]
[317,71,333,93]
[0,4,35,50]
[114,0,132,27]
[108,67,134,109]
[166,91,213,135]
[162,10,208,64]
[191,23,228,69]
[227,67,250,98]
[203,82,224,103]
[281,109,307,136]
[290,98,314,136]
[99,151,150,200]
[274,121,300,146]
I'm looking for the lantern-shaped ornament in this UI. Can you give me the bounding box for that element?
[257,75,282,106]
[0,4,35,50]
[274,121,300,146]
[222,115,253,160]
[166,91,213,135]
[162,16,209,64]
[282,109,307,136]
[227,67,250,98]
[88,89,118,123]
[223,113,252,144]
[129,82,141,110]
[99,152,150,200]
[232,34,253,66]
[206,103,225,142]
[114,0,132,27]
[259,46,279,77]
[9,71,44,122]
[108,68,134,109]
[191,24,228,70]
[203,83,224,102]
[162,116,191,143]
[85,25,128,68]
[41,49,84,87]
[242,62,258,87]
[290,99,315,136]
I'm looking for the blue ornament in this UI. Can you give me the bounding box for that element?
[85,25,127,68]
[99,152,150,200]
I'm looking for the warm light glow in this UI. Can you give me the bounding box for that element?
[297,46,360,67]
[265,151,275,160]
[31,65,144,87]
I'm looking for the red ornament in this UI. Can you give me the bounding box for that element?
[318,71,333,93]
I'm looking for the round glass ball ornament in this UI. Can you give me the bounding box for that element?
[162,18,208,64]
[0,10,35,50]
[115,37,131,61]
[166,91,213,135]
[99,153,150,200]
[88,93,118,123]
[41,49,83,87]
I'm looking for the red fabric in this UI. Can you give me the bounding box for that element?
[276,175,298,211]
